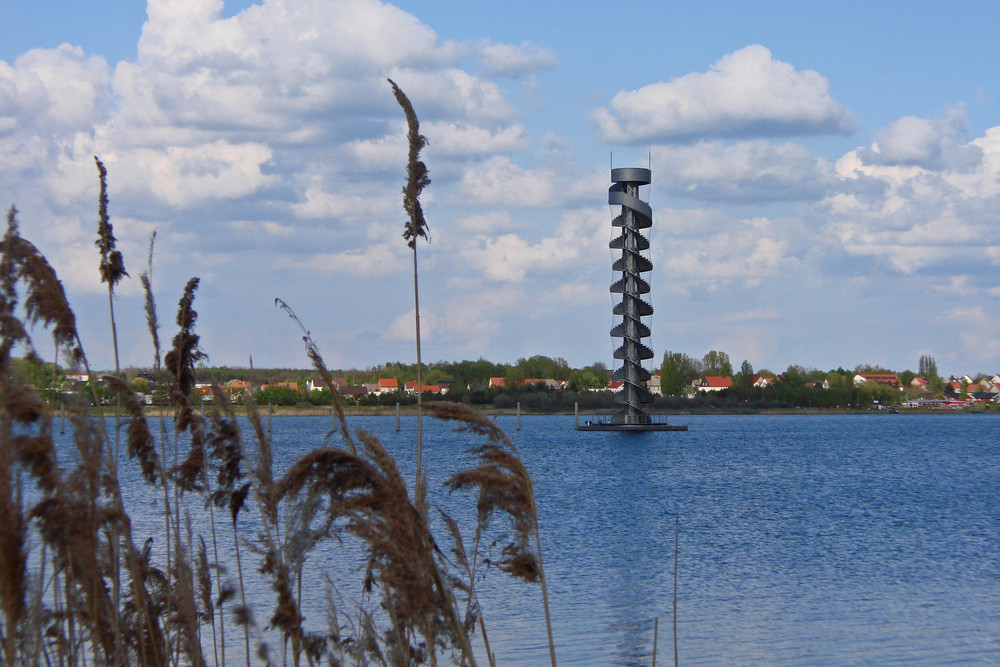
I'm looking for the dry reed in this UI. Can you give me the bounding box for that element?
[1,129,557,667]
[388,78,430,488]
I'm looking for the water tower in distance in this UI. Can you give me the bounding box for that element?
[578,167,686,432]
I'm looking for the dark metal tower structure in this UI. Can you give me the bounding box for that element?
[578,167,686,431]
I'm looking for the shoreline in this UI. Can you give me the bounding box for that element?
[129,406,996,417]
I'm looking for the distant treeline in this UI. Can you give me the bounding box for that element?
[189,356,608,392]
[19,352,991,412]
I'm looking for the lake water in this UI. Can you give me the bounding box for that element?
[94,413,1000,664]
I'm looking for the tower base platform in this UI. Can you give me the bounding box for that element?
[576,420,687,432]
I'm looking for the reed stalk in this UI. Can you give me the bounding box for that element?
[3,149,558,666]
[433,402,557,665]
[388,78,431,488]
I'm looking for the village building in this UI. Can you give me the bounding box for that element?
[693,376,733,392]
[376,378,399,395]
[853,373,904,390]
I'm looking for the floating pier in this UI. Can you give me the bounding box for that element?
[578,167,686,432]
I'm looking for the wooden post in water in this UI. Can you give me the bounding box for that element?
[574,402,579,430]
[396,402,401,431]
[267,403,273,436]
[652,616,659,667]
[517,402,521,430]
[674,514,679,667]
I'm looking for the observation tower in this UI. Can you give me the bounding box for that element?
[578,167,686,432]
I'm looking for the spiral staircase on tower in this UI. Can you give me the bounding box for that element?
[577,167,686,432]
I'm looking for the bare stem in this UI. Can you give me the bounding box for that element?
[413,245,423,486]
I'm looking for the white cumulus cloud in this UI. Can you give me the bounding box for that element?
[859,104,983,172]
[593,44,854,143]
[653,140,837,202]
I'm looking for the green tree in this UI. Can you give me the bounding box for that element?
[568,369,604,391]
[307,389,333,406]
[782,364,807,387]
[918,354,939,382]
[506,365,526,387]
[734,359,754,399]
[130,377,150,394]
[702,350,732,377]
[10,357,64,394]
[660,350,701,395]
[255,385,302,406]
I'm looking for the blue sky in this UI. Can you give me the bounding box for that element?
[1,0,998,377]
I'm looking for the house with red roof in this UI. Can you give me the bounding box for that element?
[376,378,399,395]
[693,376,733,392]
[853,374,904,390]
[404,381,442,394]
[227,379,251,396]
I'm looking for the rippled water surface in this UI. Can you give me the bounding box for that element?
[107,413,998,664]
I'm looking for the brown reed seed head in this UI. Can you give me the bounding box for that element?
[13,433,59,493]
[205,388,252,523]
[195,535,214,621]
[433,402,542,584]
[164,277,206,434]
[1,208,83,365]
[388,79,430,249]
[275,296,355,452]
[206,387,245,491]
[165,277,204,395]
[103,375,160,484]
[276,433,465,654]
[93,157,128,289]
[141,231,161,369]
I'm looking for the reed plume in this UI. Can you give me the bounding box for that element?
[165,277,205,430]
[141,231,161,371]
[94,157,128,293]
[433,401,558,665]
[388,78,430,486]
[276,429,476,665]
[207,385,250,522]
[94,157,128,382]
[1,206,83,366]
[165,278,209,492]
[103,375,160,485]
[275,297,354,454]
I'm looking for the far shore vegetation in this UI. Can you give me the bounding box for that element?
[13,352,998,414]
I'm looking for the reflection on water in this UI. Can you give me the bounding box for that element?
[59,413,999,665]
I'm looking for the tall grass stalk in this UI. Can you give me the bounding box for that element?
[94,156,132,657]
[388,78,430,488]
[433,402,558,665]
[3,157,556,666]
